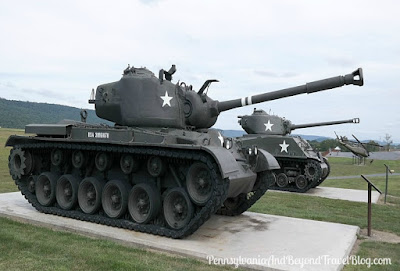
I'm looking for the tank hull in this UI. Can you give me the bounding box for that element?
[7,122,279,238]
[238,134,329,192]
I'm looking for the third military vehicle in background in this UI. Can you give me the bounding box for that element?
[335,133,382,158]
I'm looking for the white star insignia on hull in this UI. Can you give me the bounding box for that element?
[279,140,289,153]
[160,91,173,107]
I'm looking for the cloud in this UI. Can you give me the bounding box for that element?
[139,0,161,4]
[325,57,355,67]
[0,81,16,88]
[254,70,298,78]
[0,0,400,142]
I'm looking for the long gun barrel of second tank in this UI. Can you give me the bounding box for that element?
[217,68,363,112]
[290,118,360,131]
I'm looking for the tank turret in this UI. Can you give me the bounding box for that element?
[239,109,360,135]
[89,65,363,129]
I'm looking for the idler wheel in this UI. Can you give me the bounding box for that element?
[186,162,213,206]
[78,177,104,214]
[51,149,64,166]
[128,183,161,224]
[163,188,194,230]
[102,180,129,218]
[295,175,308,190]
[9,148,33,179]
[276,173,289,188]
[56,174,79,210]
[95,152,112,172]
[304,161,322,182]
[72,150,85,169]
[36,172,58,206]
[120,154,139,175]
[27,175,37,194]
[147,156,165,177]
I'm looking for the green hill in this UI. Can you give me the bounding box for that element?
[0,97,110,129]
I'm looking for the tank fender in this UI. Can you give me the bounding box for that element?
[254,149,280,172]
[200,146,240,179]
[5,135,35,147]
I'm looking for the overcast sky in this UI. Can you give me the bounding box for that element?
[0,0,399,142]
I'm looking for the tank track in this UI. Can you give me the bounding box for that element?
[311,157,330,188]
[268,158,321,193]
[10,142,229,239]
[216,171,274,216]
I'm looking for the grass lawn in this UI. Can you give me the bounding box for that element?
[321,157,400,205]
[0,217,235,271]
[326,157,399,177]
[250,191,400,236]
[1,128,399,270]
[321,175,400,200]
[344,242,400,271]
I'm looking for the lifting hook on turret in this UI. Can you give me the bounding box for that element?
[159,65,177,83]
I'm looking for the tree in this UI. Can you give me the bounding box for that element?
[365,140,379,152]
[319,139,339,152]
[384,134,393,151]
[309,139,338,152]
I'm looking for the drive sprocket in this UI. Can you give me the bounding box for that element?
[9,147,33,180]
[304,160,322,183]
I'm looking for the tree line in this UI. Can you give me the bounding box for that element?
[0,98,109,129]
[308,139,394,152]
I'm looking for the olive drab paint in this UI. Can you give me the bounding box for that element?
[6,65,364,237]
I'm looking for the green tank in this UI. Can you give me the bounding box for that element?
[237,109,359,192]
[6,65,363,237]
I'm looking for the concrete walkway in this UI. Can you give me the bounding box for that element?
[303,187,381,203]
[0,192,359,271]
[274,187,380,204]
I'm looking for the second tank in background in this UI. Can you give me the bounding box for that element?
[237,109,359,192]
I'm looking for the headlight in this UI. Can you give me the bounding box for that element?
[224,138,233,149]
[246,145,258,156]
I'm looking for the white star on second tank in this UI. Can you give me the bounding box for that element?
[218,132,224,146]
[160,91,173,107]
[279,140,289,153]
[264,120,274,131]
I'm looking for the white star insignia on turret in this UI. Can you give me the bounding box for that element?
[264,120,274,131]
[218,132,224,146]
[160,91,173,107]
[279,140,289,153]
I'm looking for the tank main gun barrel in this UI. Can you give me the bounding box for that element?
[291,118,360,131]
[217,68,363,113]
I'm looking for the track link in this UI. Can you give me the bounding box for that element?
[312,157,330,188]
[268,158,322,193]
